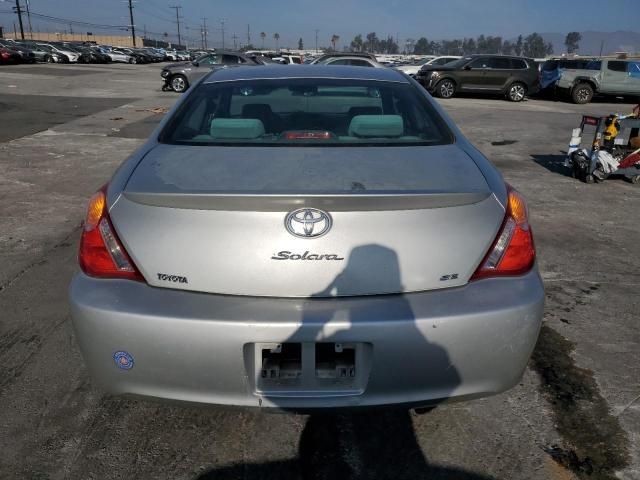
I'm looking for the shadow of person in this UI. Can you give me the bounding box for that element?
[195,245,496,480]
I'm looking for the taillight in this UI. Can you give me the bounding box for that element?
[78,186,143,281]
[471,186,535,280]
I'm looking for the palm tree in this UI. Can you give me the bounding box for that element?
[260,32,266,49]
[331,34,340,51]
[273,32,280,51]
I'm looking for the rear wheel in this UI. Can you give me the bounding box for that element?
[435,79,456,99]
[171,74,189,93]
[45,55,54,63]
[507,82,527,102]
[572,83,594,104]
[129,57,137,64]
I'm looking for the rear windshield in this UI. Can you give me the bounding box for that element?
[160,78,453,146]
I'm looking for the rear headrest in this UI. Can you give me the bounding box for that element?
[348,115,404,138]
[210,118,265,139]
[348,106,383,117]
[242,104,274,118]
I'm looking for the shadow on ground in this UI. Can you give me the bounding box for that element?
[195,410,496,480]
[195,245,495,480]
[531,153,573,177]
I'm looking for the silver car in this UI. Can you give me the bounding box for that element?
[70,66,544,410]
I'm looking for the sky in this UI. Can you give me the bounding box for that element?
[0,0,638,49]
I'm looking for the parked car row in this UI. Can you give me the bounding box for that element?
[401,53,640,104]
[0,39,199,65]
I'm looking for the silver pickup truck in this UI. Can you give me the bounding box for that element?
[557,58,640,104]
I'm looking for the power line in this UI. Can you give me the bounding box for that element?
[202,16,207,50]
[127,0,136,47]
[220,19,225,50]
[24,0,32,39]
[15,11,130,30]
[135,5,175,24]
[169,5,182,47]
[13,0,25,39]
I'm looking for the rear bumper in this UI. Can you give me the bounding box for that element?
[69,270,544,410]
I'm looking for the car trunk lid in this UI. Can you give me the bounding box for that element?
[109,144,504,297]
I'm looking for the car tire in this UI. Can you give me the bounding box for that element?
[45,55,54,63]
[572,83,594,104]
[507,82,527,102]
[435,79,456,99]
[171,74,189,93]
[130,57,137,64]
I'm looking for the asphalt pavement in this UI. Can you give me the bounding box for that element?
[0,62,638,480]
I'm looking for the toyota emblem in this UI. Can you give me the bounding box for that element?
[285,208,332,238]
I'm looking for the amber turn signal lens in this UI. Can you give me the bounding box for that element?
[85,190,106,231]
[507,189,528,226]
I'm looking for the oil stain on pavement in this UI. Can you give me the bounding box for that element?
[531,324,630,480]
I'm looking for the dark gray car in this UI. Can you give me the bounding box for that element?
[161,51,260,93]
[416,55,540,102]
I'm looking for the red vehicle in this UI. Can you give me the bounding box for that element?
[0,47,22,64]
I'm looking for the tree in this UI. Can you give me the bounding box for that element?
[476,34,488,54]
[350,34,364,52]
[546,42,554,55]
[404,37,415,55]
[365,32,379,52]
[514,35,523,56]
[523,32,550,58]
[413,37,430,55]
[442,39,462,55]
[462,37,476,54]
[260,32,266,49]
[330,34,340,51]
[502,40,514,55]
[298,37,303,50]
[565,31,582,54]
[273,32,280,51]
[486,36,503,54]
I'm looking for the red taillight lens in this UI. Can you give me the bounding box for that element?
[471,186,535,280]
[78,186,143,281]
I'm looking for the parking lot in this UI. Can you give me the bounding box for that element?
[1,62,639,480]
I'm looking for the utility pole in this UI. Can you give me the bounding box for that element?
[170,5,182,48]
[247,24,250,46]
[315,29,319,53]
[127,0,136,47]
[202,17,207,50]
[25,0,32,39]
[13,0,25,40]
[232,33,238,50]
[220,19,225,50]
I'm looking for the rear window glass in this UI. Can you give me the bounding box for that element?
[607,61,627,72]
[511,59,528,69]
[489,57,511,69]
[160,78,452,146]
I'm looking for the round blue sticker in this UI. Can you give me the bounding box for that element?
[113,351,134,370]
